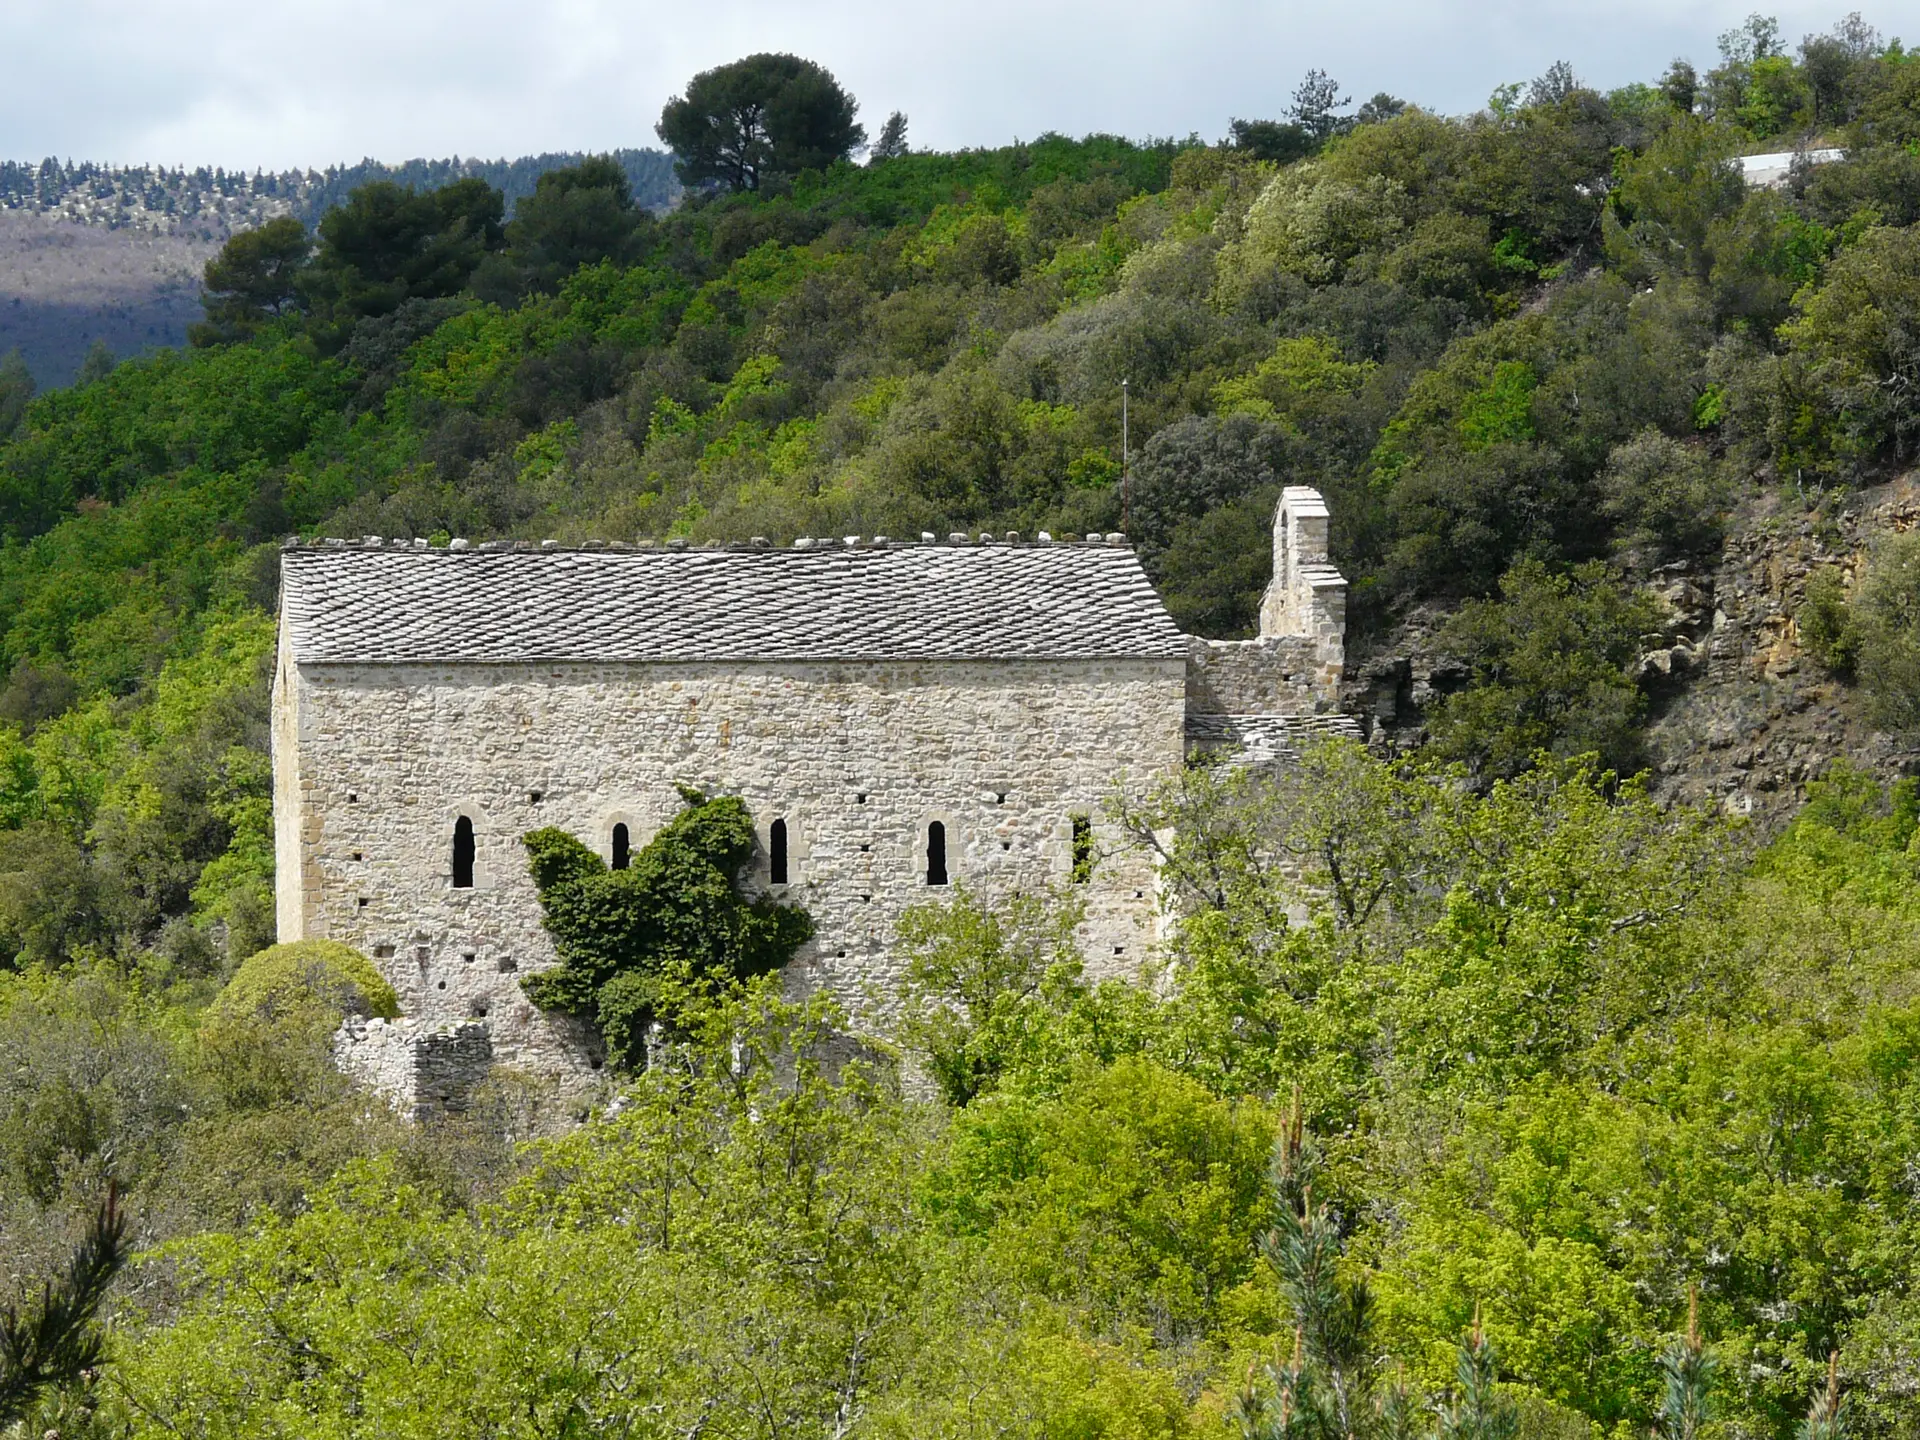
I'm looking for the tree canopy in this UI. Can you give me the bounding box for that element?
[656,53,866,191]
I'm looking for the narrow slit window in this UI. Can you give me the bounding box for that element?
[770,819,789,885]
[611,823,631,871]
[452,815,475,889]
[926,821,949,886]
[1070,814,1094,884]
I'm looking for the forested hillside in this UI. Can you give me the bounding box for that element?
[4,22,1920,1439]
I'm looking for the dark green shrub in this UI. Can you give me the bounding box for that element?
[1598,428,1730,560]
[1430,558,1663,780]
[1854,532,1920,732]
[1797,565,1859,675]
[197,940,397,1111]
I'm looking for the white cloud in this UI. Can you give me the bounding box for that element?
[3,0,1886,169]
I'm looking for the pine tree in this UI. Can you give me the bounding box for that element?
[1435,1310,1517,1440]
[1799,1353,1849,1440]
[0,1187,127,1425]
[1658,1287,1716,1440]
[1238,1094,1376,1440]
[871,111,910,162]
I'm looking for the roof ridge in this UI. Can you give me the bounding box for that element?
[282,531,1134,553]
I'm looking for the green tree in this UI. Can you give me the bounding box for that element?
[1797,564,1859,674]
[1429,558,1663,780]
[297,177,504,345]
[895,884,1093,1105]
[1231,118,1317,165]
[1290,69,1352,145]
[1597,428,1728,559]
[1658,1290,1717,1440]
[72,341,117,388]
[656,53,865,192]
[190,215,313,346]
[1851,530,1920,732]
[1660,60,1700,114]
[198,939,399,1111]
[499,157,652,295]
[870,110,910,162]
[1768,224,1920,480]
[520,791,812,1068]
[1605,116,1745,282]
[0,351,32,442]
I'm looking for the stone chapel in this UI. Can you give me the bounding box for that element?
[272,487,1349,1113]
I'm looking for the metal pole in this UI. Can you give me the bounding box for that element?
[1121,378,1130,534]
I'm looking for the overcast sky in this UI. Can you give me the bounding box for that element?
[0,0,1888,171]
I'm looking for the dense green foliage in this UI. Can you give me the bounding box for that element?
[1429,559,1665,779]
[4,747,1919,1434]
[520,791,813,1067]
[2,24,1920,1435]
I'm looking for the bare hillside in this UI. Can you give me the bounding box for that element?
[0,212,214,386]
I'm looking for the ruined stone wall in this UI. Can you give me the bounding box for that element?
[276,656,1187,1084]
[333,1017,494,1121]
[1185,636,1328,715]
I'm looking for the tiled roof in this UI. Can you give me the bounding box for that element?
[280,540,1189,664]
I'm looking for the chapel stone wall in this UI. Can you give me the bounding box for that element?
[277,656,1186,1084]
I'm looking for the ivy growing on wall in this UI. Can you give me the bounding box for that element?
[520,789,813,1069]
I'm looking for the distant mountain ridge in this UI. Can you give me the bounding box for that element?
[0,148,682,385]
[0,149,681,242]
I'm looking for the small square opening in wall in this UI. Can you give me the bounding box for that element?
[351,851,363,862]
[470,1001,490,1018]
[374,944,395,959]
[462,952,476,965]
[496,956,518,973]
[529,790,544,804]
[347,793,357,804]
[855,792,868,804]
[1001,841,1011,851]
[1113,945,1126,956]
[996,792,1007,804]
[356,896,369,908]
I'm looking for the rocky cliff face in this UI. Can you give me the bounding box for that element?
[1345,473,1920,829]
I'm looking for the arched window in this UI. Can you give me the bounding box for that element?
[926,821,949,886]
[611,823,631,871]
[452,815,475,889]
[770,818,789,885]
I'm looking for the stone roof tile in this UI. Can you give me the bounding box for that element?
[281,543,1188,664]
